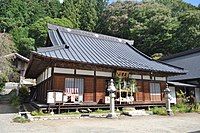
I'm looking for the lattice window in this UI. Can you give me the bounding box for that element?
[64,78,84,103]
[150,83,161,101]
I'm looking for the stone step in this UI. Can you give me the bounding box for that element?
[122,107,149,116]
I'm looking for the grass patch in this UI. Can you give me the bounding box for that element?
[13,116,30,123]
[91,109,110,114]
[31,110,45,116]
[151,107,167,115]
[61,111,80,115]
[151,102,200,116]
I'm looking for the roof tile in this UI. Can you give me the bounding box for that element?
[36,24,186,74]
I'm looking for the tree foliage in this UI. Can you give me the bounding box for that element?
[29,17,74,47]
[0,33,17,89]
[61,0,98,31]
[172,10,200,53]
[11,27,35,57]
[79,0,98,31]
[129,3,180,55]
[97,0,200,56]
[60,0,81,27]
[97,1,135,38]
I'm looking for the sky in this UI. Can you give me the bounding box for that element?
[109,0,199,7]
[184,0,199,6]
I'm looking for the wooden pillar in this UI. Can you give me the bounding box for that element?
[142,75,145,101]
[51,66,54,90]
[74,69,76,93]
[94,68,97,102]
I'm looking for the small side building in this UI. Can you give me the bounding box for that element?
[161,48,200,103]
[1,53,35,94]
[25,24,185,109]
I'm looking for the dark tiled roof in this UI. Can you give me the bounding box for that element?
[160,47,200,61]
[36,24,185,74]
[162,50,200,80]
[2,53,29,62]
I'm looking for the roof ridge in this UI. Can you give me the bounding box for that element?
[161,47,200,60]
[1,53,29,62]
[37,45,66,53]
[47,23,134,45]
[125,42,152,60]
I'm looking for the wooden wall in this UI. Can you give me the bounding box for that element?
[34,72,166,104]
[52,74,108,103]
[135,80,166,102]
[143,81,150,101]
[160,81,166,101]
[35,77,52,103]
[135,80,143,101]
[96,78,106,103]
[84,77,94,102]
[54,75,65,91]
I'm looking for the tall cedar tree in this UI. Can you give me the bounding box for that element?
[79,0,98,31]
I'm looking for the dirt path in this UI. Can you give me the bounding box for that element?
[0,113,200,133]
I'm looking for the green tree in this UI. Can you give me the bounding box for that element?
[96,1,135,37]
[172,10,200,53]
[0,0,26,32]
[0,0,47,32]
[24,0,46,25]
[0,33,17,91]
[96,0,108,16]
[143,0,198,16]
[79,0,98,31]
[95,0,108,30]
[60,0,81,27]
[129,3,180,55]
[39,0,61,18]
[11,27,35,57]
[29,17,74,47]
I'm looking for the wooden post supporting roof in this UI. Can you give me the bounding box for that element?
[51,66,54,90]
[94,67,97,102]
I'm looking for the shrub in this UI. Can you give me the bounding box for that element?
[194,102,200,112]
[176,90,187,104]
[9,95,20,107]
[13,116,30,123]
[177,103,189,112]
[172,103,195,114]
[151,107,167,115]
[18,86,29,103]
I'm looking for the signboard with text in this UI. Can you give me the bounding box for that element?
[116,70,129,78]
[47,91,63,104]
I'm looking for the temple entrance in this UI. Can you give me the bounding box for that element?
[115,71,137,104]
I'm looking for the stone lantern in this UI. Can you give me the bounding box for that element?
[107,79,117,118]
[164,84,173,116]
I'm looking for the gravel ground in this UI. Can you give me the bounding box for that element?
[0,112,200,133]
[0,104,200,133]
